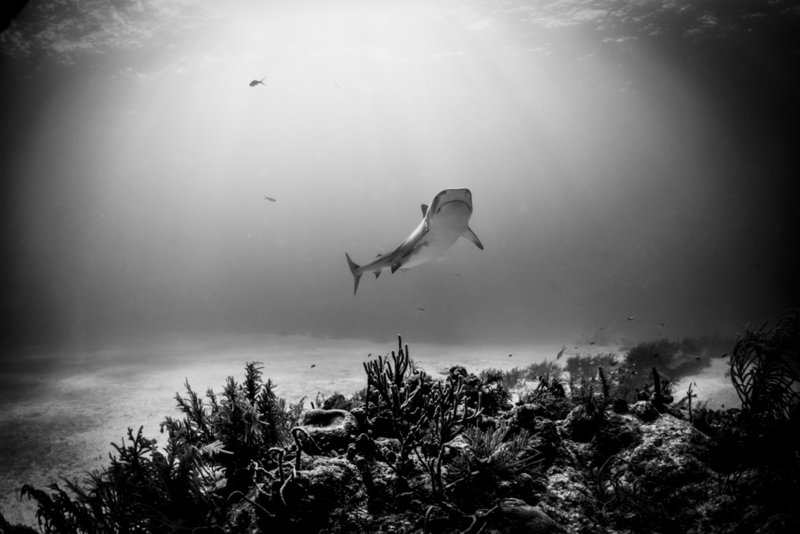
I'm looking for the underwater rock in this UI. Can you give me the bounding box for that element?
[591,413,643,462]
[612,398,629,414]
[506,403,553,431]
[493,498,566,533]
[539,463,606,533]
[373,437,401,465]
[629,400,660,422]
[278,457,361,528]
[443,433,471,458]
[298,409,360,453]
[480,380,514,415]
[349,406,367,429]
[449,365,468,379]
[561,404,600,442]
[347,433,381,462]
[626,414,713,487]
[528,417,561,460]
[322,392,348,410]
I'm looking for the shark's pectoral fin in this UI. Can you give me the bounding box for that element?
[374,271,381,279]
[391,262,402,274]
[421,204,429,217]
[463,227,484,250]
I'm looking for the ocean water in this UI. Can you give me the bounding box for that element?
[0,0,794,528]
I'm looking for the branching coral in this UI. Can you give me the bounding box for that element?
[730,308,800,423]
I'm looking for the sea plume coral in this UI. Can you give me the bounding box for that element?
[730,308,800,423]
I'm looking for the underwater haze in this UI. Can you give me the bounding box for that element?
[1,0,798,525]
[1,1,799,363]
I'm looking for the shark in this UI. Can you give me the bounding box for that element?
[345,188,483,295]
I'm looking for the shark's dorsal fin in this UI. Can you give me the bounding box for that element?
[421,204,428,217]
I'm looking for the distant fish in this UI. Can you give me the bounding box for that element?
[610,361,618,366]
[627,316,635,321]
[335,82,341,88]
[417,308,426,313]
[367,353,372,358]
[264,196,276,202]
[508,354,513,358]
[653,353,660,358]
[556,345,566,360]
[590,342,596,345]
[695,357,701,361]
[345,189,483,295]
[454,273,462,278]
[721,353,729,358]
[660,322,666,327]
[311,364,316,368]
[250,77,266,87]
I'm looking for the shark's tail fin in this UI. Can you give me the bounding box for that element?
[345,253,362,296]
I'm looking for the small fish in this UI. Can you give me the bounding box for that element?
[264,196,276,202]
[695,357,701,361]
[590,342,596,345]
[367,353,372,358]
[311,364,316,368]
[250,77,266,87]
[454,273,462,278]
[721,353,729,358]
[627,316,635,321]
[335,82,341,88]
[556,345,566,360]
[508,354,513,358]
[660,322,666,327]
[417,308,426,313]
[610,361,618,366]
[653,353,659,358]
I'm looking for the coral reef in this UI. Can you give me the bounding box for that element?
[1,318,798,534]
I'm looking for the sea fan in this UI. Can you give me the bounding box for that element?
[730,308,800,422]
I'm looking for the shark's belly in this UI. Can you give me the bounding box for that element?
[402,231,461,269]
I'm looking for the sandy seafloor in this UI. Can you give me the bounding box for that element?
[0,334,740,525]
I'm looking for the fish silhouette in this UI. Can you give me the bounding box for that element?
[345,188,483,295]
[250,77,266,87]
[264,196,276,202]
